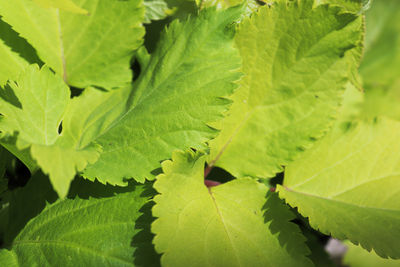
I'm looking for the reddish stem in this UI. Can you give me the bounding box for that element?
[204,165,213,178]
[204,179,221,188]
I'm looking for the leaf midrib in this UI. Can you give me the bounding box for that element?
[105,13,238,136]
[55,9,67,82]
[210,187,273,266]
[63,0,93,58]
[68,0,122,77]
[208,188,243,267]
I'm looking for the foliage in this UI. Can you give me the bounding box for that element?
[152,151,311,266]
[277,85,400,258]
[0,0,399,266]
[343,242,400,267]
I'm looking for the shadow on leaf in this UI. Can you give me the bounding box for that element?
[67,176,136,199]
[131,184,161,266]
[263,191,311,260]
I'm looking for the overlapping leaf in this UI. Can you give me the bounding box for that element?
[0,65,69,145]
[199,0,260,15]
[360,0,400,89]
[152,151,312,266]
[0,250,18,267]
[144,0,170,23]
[199,0,243,9]
[278,86,400,259]
[208,0,363,179]
[315,0,371,13]
[0,18,42,86]
[0,147,6,180]
[0,136,38,174]
[313,1,366,90]
[361,80,400,121]
[0,186,153,266]
[0,65,101,197]
[83,7,242,185]
[343,242,400,267]
[303,231,335,267]
[0,0,144,89]
[3,172,57,245]
[0,40,28,85]
[358,0,400,120]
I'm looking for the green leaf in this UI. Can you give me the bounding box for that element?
[169,0,200,20]
[0,17,43,88]
[152,151,312,267]
[0,146,7,180]
[0,249,18,267]
[360,0,400,89]
[0,65,69,146]
[83,7,242,185]
[343,242,400,267]
[361,81,400,121]
[67,176,141,199]
[313,1,365,91]
[4,172,57,246]
[314,1,366,90]
[32,82,141,196]
[0,18,42,66]
[60,86,132,150]
[315,0,371,13]
[0,200,10,247]
[277,86,400,259]
[0,136,38,174]
[199,0,261,16]
[32,0,89,14]
[144,0,170,23]
[29,140,100,198]
[303,231,335,267]
[0,40,28,86]
[357,0,400,120]
[0,0,144,89]
[199,0,242,8]
[0,178,5,195]
[208,0,363,179]
[67,178,161,266]
[0,65,101,197]
[0,186,153,266]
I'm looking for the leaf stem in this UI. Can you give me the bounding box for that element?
[204,165,213,178]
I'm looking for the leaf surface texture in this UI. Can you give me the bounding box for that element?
[208,0,363,179]
[343,242,400,267]
[0,65,101,197]
[83,7,242,185]
[278,86,400,259]
[0,0,144,89]
[0,40,28,85]
[0,186,151,266]
[152,151,312,267]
